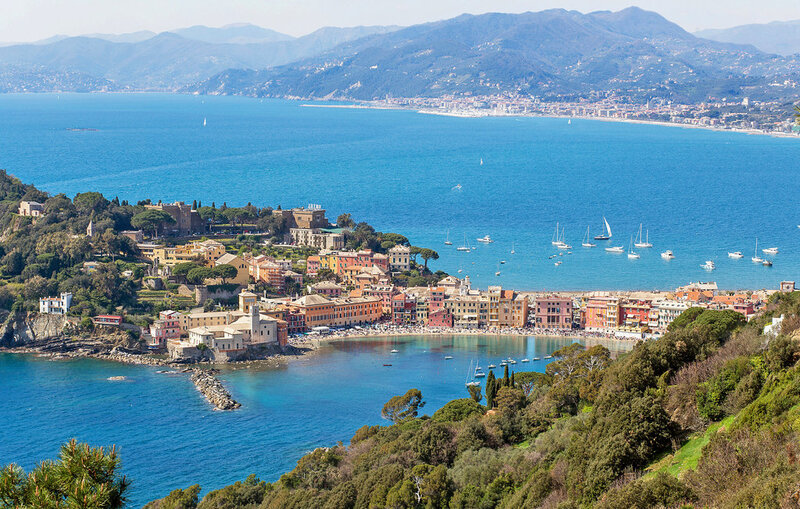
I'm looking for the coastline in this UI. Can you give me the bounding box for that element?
[300,99,799,140]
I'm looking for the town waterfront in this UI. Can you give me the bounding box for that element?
[0,335,629,506]
[2,93,800,291]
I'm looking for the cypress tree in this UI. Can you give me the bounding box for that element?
[192,200,197,210]
[503,365,510,387]
[511,371,515,388]
[485,371,496,408]
[197,200,202,208]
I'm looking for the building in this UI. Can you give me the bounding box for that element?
[144,239,227,267]
[187,305,283,352]
[93,315,123,328]
[290,228,344,250]
[362,284,398,315]
[212,253,250,285]
[287,294,383,330]
[487,286,529,328]
[534,295,573,329]
[388,245,411,272]
[148,310,182,348]
[309,281,345,298]
[620,300,652,329]
[274,207,330,229]
[121,230,144,243]
[428,308,453,328]
[246,255,287,291]
[781,281,796,293]
[444,294,489,328]
[18,201,44,217]
[654,300,690,331]
[392,294,417,325]
[144,201,205,236]
[39,293,72,315]
[585,297,620,333]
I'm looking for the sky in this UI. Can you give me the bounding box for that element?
[1,0,798,42]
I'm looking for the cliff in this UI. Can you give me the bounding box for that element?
[0,312,69,347]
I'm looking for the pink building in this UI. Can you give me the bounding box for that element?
[428,308,453,328]
[148,310,182,348]
[534,295,573,329]
[429,287,446,314]
[392,294,417,325]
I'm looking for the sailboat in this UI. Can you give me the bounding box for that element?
[444,230,452,246]
[554,226,571,250]
[480,158,484,166]
[203,117,207,127]
[551,223,561,246]
[634,224,653,248]
[582,226,596,247]
[510,242,515,255]
[495,263,501,276]
[594,217,612,240]
[752,238,763,263]
[457,234,471,252]
[627,236,640,259]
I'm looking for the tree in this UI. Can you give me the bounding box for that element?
[409,246,423,263]
[468,384,483,403]
[336,213,355,229]
[212,264,238,283]
[3,250,24,276]
[503,365,510,387]
[419,248,439,269]
[131,210,176,238]
[73,191,110,214]
[186,267,214,285]
[0,439,129,508]
[143,484,200,509]
[485,371,497,408]
[381,389,425,423]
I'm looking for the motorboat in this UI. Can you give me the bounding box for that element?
[762,247,779,255]
[554,261,562,266]
[487,364,496,369]
[500,260,506,264]
[521,358,530,363]
[390,349,399,353]
[509,359,517,364]
[702,260,716,271]
[594,216,612,240]
[533,357,541,361]
[605,246,624,253]
[661,250,674,260]
[728,251,743,259]
[444,356,453,360]
[474,371,486,378]
[763,259,773,267]
[634,223,653,248]
[477,235,494,243]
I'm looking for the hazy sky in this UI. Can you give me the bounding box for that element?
[2,0,798,42]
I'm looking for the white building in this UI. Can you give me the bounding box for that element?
[187,305,279,352]
[39,293,72,315]
[654,300,690,331]
[388,245,411,272]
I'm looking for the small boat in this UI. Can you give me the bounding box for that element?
[474,371,486,378]
[594,216,612,240]
[466,381,481,387]
[763,259,773,267]
[605,246,624,253]
[500,260,506,264]
[582,226,596,247]
[544,355,553,359]
[444,230,453,246]
[549,255,556,259]
[554,261,562,266]
[452,184,462,191]
[521,358,530,363]
[390,349,399,353]
[457,234,471,252]
[510,242,515,255]
[202,117,207,127]
[634,223,653,248]
[728,251,743,259]
[383,364,392,367]
[480,158,484,165]
[762,247,779,255]
[752,238,763,263]
[457,269,463,273]
[661,250,674,260]
[487,364,496,369]
[444,356,453,360]
[533,357,541,361]
[107,376,126,381]
[500,361,508,366]
[627,236,640,259]
[509,359,517,364]
[702,260,716,271]
[495,271,501,276]
[477,235,494,243]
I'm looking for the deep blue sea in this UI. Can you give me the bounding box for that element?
[1,93,799,291]
[0,335,624,506]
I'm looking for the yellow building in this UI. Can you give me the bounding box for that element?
[144,239,227,267]
[487,286,529,327]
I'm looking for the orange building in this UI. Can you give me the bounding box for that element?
[585,297,620,332]
[287,294,383,330]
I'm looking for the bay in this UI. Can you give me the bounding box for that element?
[0,335,622,506]
[1,93,799,291]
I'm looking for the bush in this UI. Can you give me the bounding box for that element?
[432,398,484,422]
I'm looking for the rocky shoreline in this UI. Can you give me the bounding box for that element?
[190,369,241,410]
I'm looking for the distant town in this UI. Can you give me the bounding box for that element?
[365,93,800,136]
[21,198,788,364]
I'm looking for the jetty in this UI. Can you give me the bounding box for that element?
[190,369,241,410]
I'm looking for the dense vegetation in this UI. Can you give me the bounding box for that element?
[134,299,799,508]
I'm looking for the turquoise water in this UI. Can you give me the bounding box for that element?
[1,93,800,291]
[0,335,619,506]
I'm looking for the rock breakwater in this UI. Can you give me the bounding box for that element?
[190,369,241,410]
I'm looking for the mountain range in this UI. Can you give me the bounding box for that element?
[191,8,800,103]
[696,20,800,56]
[2,9,800,104]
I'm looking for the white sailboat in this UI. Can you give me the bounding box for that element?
[627,236,640,259]
[551,223,561,246]
[203,117,207,127]
[457,234,471,252]
[605,245,624,253]
[444,230,452,245]
[582,226,596,247]
[480,158,484,166]
[762,246,779,255]
[594,216,612,240]
[555,226,571,249]
[752,238,763,263]
[510,242,515,255]
[634,224,653,248]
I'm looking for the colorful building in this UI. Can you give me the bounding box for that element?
[533,295,573,329]
[585,297,620,332]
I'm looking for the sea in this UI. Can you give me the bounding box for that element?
[0,335,625,506]
[1,93,799,291]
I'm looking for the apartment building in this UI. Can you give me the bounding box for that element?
[533,295,573,329]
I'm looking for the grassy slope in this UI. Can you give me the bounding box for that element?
[644,415,735,479]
